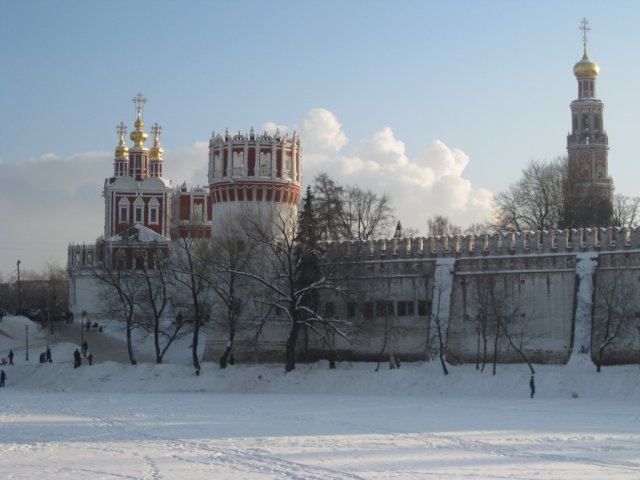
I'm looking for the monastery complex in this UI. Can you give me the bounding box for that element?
[68,20,639,367]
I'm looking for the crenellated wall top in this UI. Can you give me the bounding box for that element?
[209,127,300,148]
[322,227,640,261]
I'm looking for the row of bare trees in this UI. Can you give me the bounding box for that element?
[92,180,367,372]
[494,157,640,231]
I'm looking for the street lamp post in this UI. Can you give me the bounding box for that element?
[25,324,29,361]
[17,260,22,310]
[637,325,640,370]
[81,310,86,346]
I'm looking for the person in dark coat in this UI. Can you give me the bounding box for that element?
[530,375,536,398]
[46,347,52,363]
[88,353,93,366]
[0,369,6,387]
[82,340,88,357]
[8,349,14,365]
[73,349,82,368]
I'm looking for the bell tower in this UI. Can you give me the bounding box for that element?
[566,18,613,227]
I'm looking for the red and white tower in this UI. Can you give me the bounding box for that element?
[104,93,173,239]
[566,18,613,227]
[208,128,301,232]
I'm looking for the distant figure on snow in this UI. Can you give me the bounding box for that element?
[0,369,6,387]
[46,347,52,363]
[73,349,82,368]
[8,349,14,365]
[82,340,88,357]
[530,375,536,398]
[88,353,93,366]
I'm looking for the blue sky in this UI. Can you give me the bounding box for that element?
[1,0,640,278]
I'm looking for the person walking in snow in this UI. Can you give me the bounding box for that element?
[8,349,14,365]
[73,349,81,368]
[529,375,536,398]
[88,353,93,366]
[82,340,88,357]
[46,347,52,363]
[0,369,6,387]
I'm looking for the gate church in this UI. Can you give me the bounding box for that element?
[69,21,639,367]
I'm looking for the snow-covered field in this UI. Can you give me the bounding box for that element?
[1,316,639,479]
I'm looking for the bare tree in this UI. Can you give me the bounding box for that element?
[137,244,187,364]
[473,276,495,372]
[311,173,395,241]
[498,307,535,375]
[237,204,352,372]
[311,173,345,241]
[341,185,394,240]
[210,214,257,368]
[427,215,461,237]
[593,270,639,372]
[612,194,640,229]
[93,243,145,365]
[171,227,214,373]
[494,157,568,231]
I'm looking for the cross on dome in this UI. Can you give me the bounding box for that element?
[580,17,590,49]
[151,123,162,139]
[132,92,147,118]
[116,122,127,138]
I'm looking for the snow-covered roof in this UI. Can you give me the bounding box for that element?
[106,224,171,244]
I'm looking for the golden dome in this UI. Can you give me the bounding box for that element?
[149,123,164,160]
[130,114,148,148]
[115,122,129,159]
[573,48,599,78]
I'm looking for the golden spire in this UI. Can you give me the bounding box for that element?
[115,122,129,159]
[149,123,164,160]
[129,92,148,148]
[574,18,600,78]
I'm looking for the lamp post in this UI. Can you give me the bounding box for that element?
[637,325,640,370]
[17,260,22,310]
[81,310,86,346]
[25,324,29,361]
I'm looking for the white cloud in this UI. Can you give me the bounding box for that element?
[259,122,289,137]
[296,108,348,157]
[0,153,108,276]
[164,141,209,188]
[296,111,494,235]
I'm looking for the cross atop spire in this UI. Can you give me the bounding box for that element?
[151,122,162,139]
[132,92,147,118]
[580,17,590,49]
[116,122,127,138]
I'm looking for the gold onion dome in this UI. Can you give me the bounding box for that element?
[130,114,148,148]
[574,48,600,78]
[149,123,164,160]
[115,123,129,158]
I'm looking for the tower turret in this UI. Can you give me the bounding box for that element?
[113,122,129,177]
[566,18,613,227]
[208,127,302,233]
[128,92,149,181]
[149,122,164,178]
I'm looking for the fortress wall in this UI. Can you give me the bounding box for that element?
[317,265,436,362]
[591,251,640,365]
[447,254,576,365]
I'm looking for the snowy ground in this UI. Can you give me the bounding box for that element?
[1,315,640,479]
